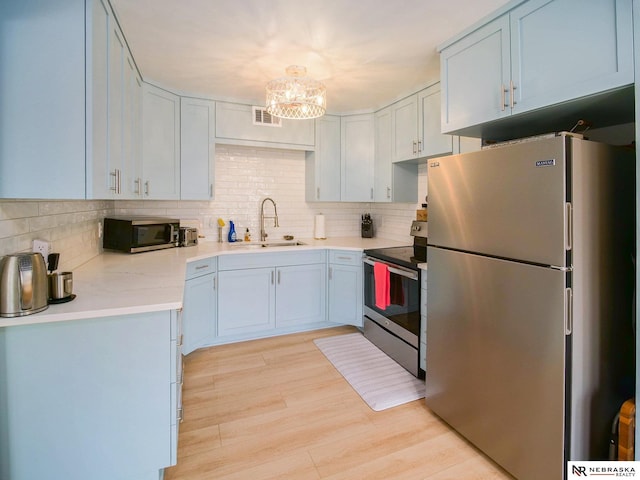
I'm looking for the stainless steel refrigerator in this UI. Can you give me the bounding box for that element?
[425,133,635,480]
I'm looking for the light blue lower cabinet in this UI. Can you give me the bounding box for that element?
[182,272,217,354]
[275,264,326,327]
[328,264,363,327]
[217,263,327,337]
[218,267,275,336]
[195,249,363,347]
[214,250,337,343]
[327,250,363,327]
[0,310,179,480]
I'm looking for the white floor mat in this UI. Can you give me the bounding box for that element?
[314,332,425,411]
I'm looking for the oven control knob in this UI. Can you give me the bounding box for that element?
[384,320,390,327]
[412,225,420,231]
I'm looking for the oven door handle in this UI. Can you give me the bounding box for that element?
[363,257,419,281]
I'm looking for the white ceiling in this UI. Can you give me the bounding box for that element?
[110,0,508,114]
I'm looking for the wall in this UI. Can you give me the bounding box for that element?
[0,146,426,269]
[0,200,111,271]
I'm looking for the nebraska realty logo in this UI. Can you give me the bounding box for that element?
[568,462,639,478]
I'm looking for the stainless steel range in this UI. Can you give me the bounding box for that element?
[362,220,427,378]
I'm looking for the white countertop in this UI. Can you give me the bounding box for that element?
[0,237,407,328]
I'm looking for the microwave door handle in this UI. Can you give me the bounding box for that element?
[363,257,418,281]
[169,224,175,243]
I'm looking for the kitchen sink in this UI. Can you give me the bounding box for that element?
[229,241,306,249]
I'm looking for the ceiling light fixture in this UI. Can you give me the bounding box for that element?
[265,65,326,120]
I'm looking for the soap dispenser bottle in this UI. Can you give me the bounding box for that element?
[244,228,251,242]
[228,220,237,242]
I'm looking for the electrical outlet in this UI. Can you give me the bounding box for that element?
[32,239,51,259]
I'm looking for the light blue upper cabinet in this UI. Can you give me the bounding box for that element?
[510,0,633,114]
[440,15,511,134]
[86,0,110,198]
[392,94,420,162]
[87,0,142,199]
[374,106,394,202]
[180,97,215,200]
[0,0,146,200]
[418,84,455,158]
[215,102,315,150]
[440,0,634,137]
[0,0,86,199]
[374,106,418,203]
[305,115,342,201]
[142,84,181,199]
[341,114,375,202]
[121,57,143,199]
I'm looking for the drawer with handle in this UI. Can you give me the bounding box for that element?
[185,257,217,279]
[329,250,362,266]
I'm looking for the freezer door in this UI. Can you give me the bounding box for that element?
[427,136,567,266]
[425,247,567,480]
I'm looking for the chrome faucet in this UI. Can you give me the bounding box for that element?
[260,197,279,241]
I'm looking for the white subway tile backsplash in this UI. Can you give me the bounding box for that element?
[0,200,107,271]
[2,144,426,266]
[0,201,39,220]
[0,218,30,239]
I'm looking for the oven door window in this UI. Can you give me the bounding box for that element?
[133,224,172,247]
[363,262,420,337]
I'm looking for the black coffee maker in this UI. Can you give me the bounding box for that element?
[361,213,373,238]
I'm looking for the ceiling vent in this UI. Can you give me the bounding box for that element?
[253,106,282,127]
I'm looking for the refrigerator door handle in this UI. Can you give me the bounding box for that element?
[565,287,573,335]
[565,202,573,251]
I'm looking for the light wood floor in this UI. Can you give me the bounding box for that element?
[165,326,515,480]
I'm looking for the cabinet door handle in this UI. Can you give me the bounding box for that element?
[386,187,391,199]
[277,270,281,284]
[370,188,374,200]
[412,141,417,155]
[510,80,517,108]
[144,180,150,196]
[209,184,213,198]
[134,177,141,196]
[195,264,209,270]
[271,271,274,284]
[417,140,422,153]
[213,275,216,291]
[329,266,332,280]
[116,169,121,194]
[110,170,118,193]
[317,187,320,200]
[500,84,508,110]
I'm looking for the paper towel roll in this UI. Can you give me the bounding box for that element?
[314,214,326,239]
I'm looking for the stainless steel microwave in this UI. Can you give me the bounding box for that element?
[103,216,180,253]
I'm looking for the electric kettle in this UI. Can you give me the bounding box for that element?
[0,253,49,317]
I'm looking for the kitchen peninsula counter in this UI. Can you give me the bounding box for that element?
[0,237,406,328]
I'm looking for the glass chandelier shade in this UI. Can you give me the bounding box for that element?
[265,65,326,119]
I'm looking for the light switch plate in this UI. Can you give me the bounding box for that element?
[32,239,51,259]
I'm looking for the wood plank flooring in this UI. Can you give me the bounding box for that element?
[165,327,515,480]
